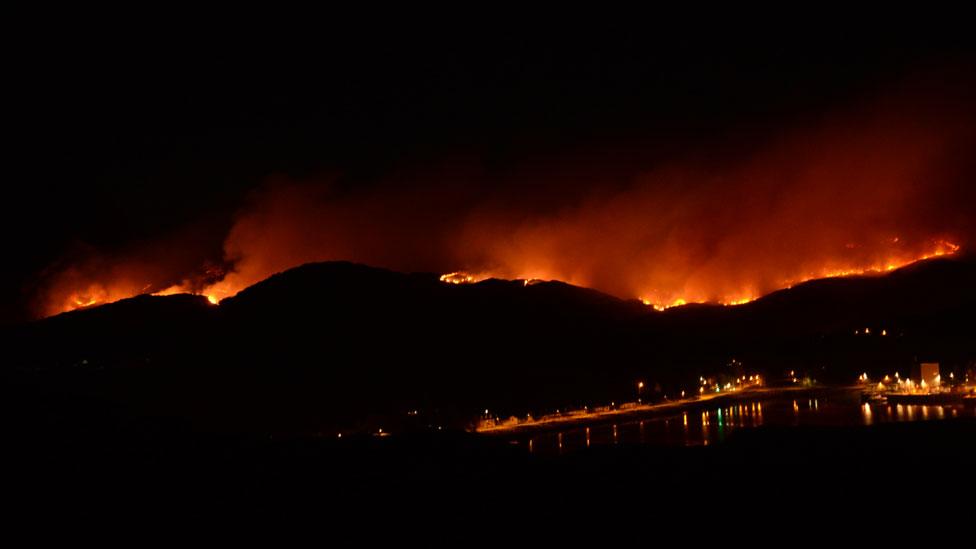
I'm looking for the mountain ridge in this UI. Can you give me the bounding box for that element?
[4,256,973,434]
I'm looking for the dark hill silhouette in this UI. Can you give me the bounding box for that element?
[3,256,974,435]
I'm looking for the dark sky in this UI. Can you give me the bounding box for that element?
[4,15,975,324]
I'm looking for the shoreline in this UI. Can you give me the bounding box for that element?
[476,385,855,435]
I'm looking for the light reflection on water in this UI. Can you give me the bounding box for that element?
[520,392,973,455]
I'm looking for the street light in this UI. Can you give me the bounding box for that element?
[637,381,645,403]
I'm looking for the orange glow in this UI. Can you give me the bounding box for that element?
[438,271,483,284]
[625,239,960,311]
[34,90,974,319]
[45,238,962,318]
[72,296,97,308]
[44,279,230,316]
[433,240,959,311]
[155,283,223,306]
[53,282,151,315]
[152,285,185,297]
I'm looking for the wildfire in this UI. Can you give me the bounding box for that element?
[51,282,223,316]
[56,282,145,315]
[634,239,961,311]
[439,272,482,284]
[72,296,98,308]
[791,239,960,287]
[439,271,548,287]
[45,238,963,318]
[433,240,962,313]
[38,88,975,322]
[150,283,220,305]
[165,287,224,305]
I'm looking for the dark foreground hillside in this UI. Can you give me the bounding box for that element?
[4,257,975,435]
[3,258,975,533]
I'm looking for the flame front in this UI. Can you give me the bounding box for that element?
[439,272,482,285]
[632,238,961,310]
[34,88,975,320]
[46,236,962,318]
[446,238,961,312]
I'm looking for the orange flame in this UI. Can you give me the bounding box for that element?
[631,239,960,310]
[48,238,962,317]
[36,84,975,319]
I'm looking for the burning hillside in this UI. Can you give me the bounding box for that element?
[33,78,976,319]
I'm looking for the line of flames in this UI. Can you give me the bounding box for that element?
[54,239,960,316]
[442,239,961,312]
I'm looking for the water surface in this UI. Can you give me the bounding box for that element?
[518,389,974,455]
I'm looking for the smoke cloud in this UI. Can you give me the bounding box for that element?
[37,74,976,316]
[203,85,975,307]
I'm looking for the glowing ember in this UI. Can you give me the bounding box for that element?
[439,272,483,284]
[153,284,221,306]
[72,296,98,308]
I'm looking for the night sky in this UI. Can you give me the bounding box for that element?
[5,16,975,324]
